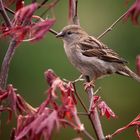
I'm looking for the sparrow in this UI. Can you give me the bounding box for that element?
[56,24,140,84]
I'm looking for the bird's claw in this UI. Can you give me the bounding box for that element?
[84,81,95,90]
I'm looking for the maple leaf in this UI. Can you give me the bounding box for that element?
[13,3,38,26]
[45,69,76,104]
[30,19,55,42]
[15,109,59,140]
[0,84,35,119]
[98,101,116,119]
[91,96,116,119]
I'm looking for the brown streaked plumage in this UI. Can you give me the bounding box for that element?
[56,25,140,83]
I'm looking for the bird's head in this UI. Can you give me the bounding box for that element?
[56,25,88,44]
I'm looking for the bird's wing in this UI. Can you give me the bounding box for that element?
[78,36,128,64]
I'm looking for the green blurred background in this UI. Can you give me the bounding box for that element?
[0,0,140,139]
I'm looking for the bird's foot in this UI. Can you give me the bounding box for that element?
[84,80,95,90]
[72,74,84,83]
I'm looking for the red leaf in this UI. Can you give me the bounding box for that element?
[0,84,35,116]
[124,0,140,24]
[136,55,140,76]
[15,110,59,140]
[91,96,116,119]
[98,101,116,119]
[16,0,25,11]
[30,19,55,42]
[13,3,38,25]
[45,69,58,86]
[35,110,59,138]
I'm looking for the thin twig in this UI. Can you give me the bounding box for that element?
[77,112,89,115]
[83,129,95,140]
[38,0,49,9]
[49,28,58,35]
[0,0,12,27]
[60,119,95,140]
[97,10,128,39]
[5,6,14,14]
[38,0,60,19]
[73,83,89,113]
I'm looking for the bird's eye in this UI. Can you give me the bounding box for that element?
[67,31,72,35]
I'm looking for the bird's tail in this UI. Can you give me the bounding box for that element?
[117,66,140,83]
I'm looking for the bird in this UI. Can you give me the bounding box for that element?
[56,24,140,85]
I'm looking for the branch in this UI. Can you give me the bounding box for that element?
[5,6,14,14]
[97,10,128,39]
[38,0,60,19]
[85,76,105,140]
[0,39,17,89]
[4,4,58,36]
[38,0,49,9]
[68,0,80,25]
[69,0,105,139]
[0,0,12,27]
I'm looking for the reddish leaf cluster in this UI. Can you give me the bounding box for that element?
[13,3,38,26]
[124,0,140,24]
[12,69,84,140]
[0,84,34,122]
[0,3,55,45]
[91,96,116,119]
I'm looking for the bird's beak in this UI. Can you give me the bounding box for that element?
[56,32,64,38]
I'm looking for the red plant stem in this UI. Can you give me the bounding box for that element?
[68,0,79,25]
[0,39,17,89]
[0,0,17,89]
[85,76,105,140]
